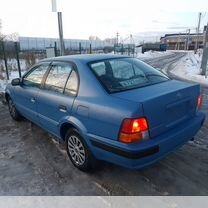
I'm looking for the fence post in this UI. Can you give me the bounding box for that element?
[54,41,58,57]
[79,42,82,54]
[1,41,9,80]
[121,44,124,55]
[89,43,92,54]
[15,42,21,78]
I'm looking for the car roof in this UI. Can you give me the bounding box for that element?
[40,54,129,64]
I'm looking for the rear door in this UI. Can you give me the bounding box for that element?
[37,61,79,137]
[14,63,49,123]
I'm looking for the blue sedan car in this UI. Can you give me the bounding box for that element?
[5,54,205,171]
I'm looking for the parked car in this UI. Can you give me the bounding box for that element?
[5,54,205,171]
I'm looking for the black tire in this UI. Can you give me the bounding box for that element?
[65,128,96,171]
[8,96,22,121]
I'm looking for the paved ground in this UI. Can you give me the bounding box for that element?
[0,52,207,195]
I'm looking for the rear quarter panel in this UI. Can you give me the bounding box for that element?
[71,61,144,140]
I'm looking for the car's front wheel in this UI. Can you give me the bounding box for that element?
[65,128,95,171]
[8,96,22,121]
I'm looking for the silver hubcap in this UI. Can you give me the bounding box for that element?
[9,99,16,117]
[68,135,85,166]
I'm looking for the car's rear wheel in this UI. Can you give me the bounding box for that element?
[65,128,95,171]
[8,96,22,121]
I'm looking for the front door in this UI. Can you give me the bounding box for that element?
[37,62,79,137]
[14,63,49,123]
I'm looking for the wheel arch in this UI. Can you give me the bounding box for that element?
[60,122,77,141]
[59,117,87,141]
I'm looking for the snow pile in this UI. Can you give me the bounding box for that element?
[170,51,208,87]
[137,50,174,60]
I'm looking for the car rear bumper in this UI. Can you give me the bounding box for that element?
[88,112,205,169]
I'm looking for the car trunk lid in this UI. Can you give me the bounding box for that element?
[112,80,200,138]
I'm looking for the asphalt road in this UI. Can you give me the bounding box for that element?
[0,52,207,195]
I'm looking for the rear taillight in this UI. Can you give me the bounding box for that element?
[197,95,203,109]
[119,118,149,144]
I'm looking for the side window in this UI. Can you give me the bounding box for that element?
[64,70,79,96]
[90,62,106,76]
[23,64,49,87]
[44,63,72,93]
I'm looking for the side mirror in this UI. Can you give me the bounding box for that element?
[11,78,21,86]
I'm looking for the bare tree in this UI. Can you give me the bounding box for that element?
[0,20,19,41]
[0,19,6,41]
[24,52,36,69]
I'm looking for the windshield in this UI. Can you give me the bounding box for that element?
[89,57,170,93]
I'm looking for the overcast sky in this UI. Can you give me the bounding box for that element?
[0,0,208,41]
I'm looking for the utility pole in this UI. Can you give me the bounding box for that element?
[177,34,181,50]
[195,12,202,53]
[186,29,190,50]
[57,12,64,56]
[201,23,208,76]
[116,32,119,46]
[52,0,64,56]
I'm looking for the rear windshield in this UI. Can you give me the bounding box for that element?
[89,57,170,93]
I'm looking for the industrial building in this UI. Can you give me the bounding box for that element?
[160,32,205,50]
[19,37,113,51]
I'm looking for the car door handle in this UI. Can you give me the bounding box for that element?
[31,97,36,103]
[59,105,67,113]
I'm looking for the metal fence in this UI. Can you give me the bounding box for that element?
[0,38,115,81]
[0,38,139,83]
[0,41,23,80]
[19,37,113,54]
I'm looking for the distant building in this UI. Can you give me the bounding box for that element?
[18,37,113,51]
[160,26,206,50]
[160,32,205,50]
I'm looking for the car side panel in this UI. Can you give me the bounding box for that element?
[37,90,75,137]
[70,96,143,141]
[10,85,39,123]
[69,61,144,141]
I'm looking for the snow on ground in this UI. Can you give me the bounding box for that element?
[170,51,208,87]
[0,71,26,93]
[137,50,174,60]
[0,59,28,71]
[0,58,33,92]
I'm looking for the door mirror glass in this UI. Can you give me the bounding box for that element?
[11,78,21,86]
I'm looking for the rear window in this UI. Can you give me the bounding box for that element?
[90,58,169,93]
